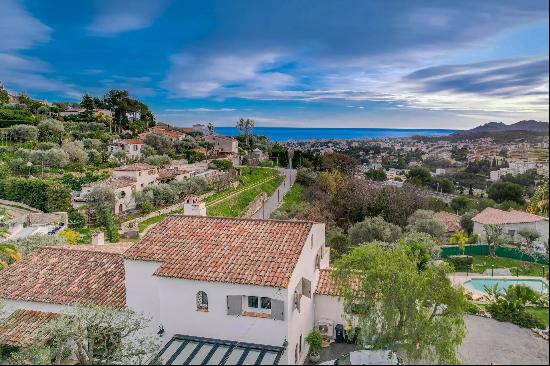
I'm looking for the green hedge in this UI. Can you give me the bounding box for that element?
[0,119,35,128]
[441,244,548,264]
[447,255,474,271]
[0,177,71,212]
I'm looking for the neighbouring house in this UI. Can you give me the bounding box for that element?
[141,125,186,141]
[205,134,239,156]
[434,211,461,237]
[2,212,68,240]
[192,123,211,135]
[472,207,549,247]
[80,177,138,214]
[245,148,268,166]
[0,216,343,365]
[108,138,144,160]
[77,164,159,214]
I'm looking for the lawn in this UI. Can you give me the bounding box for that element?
[526,307,549,328]
[138,214,167,233]
[272,183,304,216]
[207,174,283,217]
[470,255,548,277]
[205,167,278,204]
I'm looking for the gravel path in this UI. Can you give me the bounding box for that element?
[459,315,548,365]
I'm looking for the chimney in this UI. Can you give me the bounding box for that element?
[91,232,105,245]
[183,195,206,216]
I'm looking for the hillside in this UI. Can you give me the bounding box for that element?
[456,120,549,135]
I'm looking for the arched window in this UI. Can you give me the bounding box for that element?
[196,291,208,311]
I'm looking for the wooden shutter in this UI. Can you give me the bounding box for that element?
[271,299,285,321]
[302,278,312,298]
[227,295,242,316]
[294,291,301,312]
[315,254,320,269]
[296,278,303,295]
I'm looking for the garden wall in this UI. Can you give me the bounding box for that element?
[440,244,548,265]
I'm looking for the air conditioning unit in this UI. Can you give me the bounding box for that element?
[316,320,335,338]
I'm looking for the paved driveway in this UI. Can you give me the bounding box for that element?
[459,315,548,365]
[251,168,296,219]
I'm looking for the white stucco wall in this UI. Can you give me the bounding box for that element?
[124,260,163,335]
[0,299,67,318]
[285,223,327,365]
[314,294,347,327]
[474,220,549,247]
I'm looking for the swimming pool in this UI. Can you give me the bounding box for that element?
[464,278,549,294]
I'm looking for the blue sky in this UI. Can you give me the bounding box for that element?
[0,0,548,129]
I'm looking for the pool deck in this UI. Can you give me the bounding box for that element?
[450,273,548,299]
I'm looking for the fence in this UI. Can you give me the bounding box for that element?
[440,244,549,265]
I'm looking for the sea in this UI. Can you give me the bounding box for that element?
[213,127,457,142]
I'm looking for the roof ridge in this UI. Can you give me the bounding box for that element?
[164,214,320,225]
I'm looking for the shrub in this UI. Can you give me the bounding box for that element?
[0,178,71,212]
[305,330,323,356]
[59,229,81,245]
[7,124,39,142]
[462,300,481,315]
[447,255,473,271]
[348,216,402,245]
[485,284,546,329]
[100,208,119,243]
[68,210,85,228]
[211,159,233,171]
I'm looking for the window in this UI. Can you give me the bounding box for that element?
[196,291,208,311]
[508,230,516,237]
[260,297,271,310]
[248,296,259,309]
[299,334,302,353]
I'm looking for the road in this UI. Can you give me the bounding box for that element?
[251,168,296,219]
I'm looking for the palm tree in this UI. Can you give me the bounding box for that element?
[0,243,21,269]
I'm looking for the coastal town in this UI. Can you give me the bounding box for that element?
[0,1,549,365]
[0,82,548,365]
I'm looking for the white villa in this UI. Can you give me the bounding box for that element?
[0,215,349,365]
[108,138,144,160]
[473,207,549,248]
[77,164,159,214]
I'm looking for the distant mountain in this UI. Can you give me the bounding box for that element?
[459,120,549,134]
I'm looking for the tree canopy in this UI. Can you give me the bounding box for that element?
[333,243,465,364]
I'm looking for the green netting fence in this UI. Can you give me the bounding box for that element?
[440,244,549,265]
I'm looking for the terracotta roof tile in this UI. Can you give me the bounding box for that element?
[434,211,461,233]
[473,207,547,225]
[0,310,59,347]
[0,246,126,308]
[123,216,315,288]
[315,269,341,296]
[113,163,157,172]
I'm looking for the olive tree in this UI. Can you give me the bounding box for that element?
[144,154,171,168]
[24,305,160,365]
[4,234,68,257]
[7,124,39,142]
[484,224,507,257]
[348,216,402,245]
[517,228,542,258]
[407,209,446,243]
[86,187,115,214]
[333,244,465,364]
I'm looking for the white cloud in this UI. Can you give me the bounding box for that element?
[0,1,78,98]
[87,0,172,36]
[0,0,51,51]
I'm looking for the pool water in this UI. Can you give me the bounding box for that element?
[464,278,549,294]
